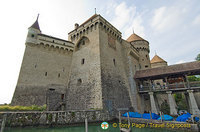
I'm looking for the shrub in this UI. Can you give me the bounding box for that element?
[0,104,46,111]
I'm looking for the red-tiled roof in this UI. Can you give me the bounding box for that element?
[151,55,166,63]
[126,33,146,42]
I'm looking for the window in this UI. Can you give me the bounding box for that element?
[31,34,34,38]
[81,58,85,64]
[139,64,141,69]
[45,72,47,76]
[58,73,60,78]
[34,64,37,68]
[53,40,54,43]
[77,79,82,86]
[49,88,55,91]
[113,59,116,66]
[61,94,64,100]
[145,65,148,68]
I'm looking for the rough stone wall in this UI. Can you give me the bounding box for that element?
[193,92,200,109]
[0,111,110,127]
[131,41,151,70]
[12,43,72,106]
[151,62,167,68]
[99,27,132,112]
[66,25,102,110]
[46,85,66,111]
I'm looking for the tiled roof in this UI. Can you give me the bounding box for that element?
[135,61,200,79]
[29,18,40,31]
[126,33,145,42]
[150,55,166,63]
[68,14,98,34]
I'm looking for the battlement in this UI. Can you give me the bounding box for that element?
[132,41,150,53]
[68,14,122,43]
[37,34,74,52]
[26,33,74,52]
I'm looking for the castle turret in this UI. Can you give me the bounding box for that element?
[127,33,150,69]
[26,14,41,44]
[150,54,167,68]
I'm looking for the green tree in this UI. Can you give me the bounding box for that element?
[160,100,170,114]
[174,93,187,111]
[196,53,200,61]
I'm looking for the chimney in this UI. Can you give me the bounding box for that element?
[74,23,79,29]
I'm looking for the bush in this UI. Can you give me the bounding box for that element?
[0,104,46,111]
[160,100,170,114]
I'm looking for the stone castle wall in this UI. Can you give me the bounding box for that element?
[99,25,132,112]
[0,111,111,127]
[12,43,73,106]
[66,20,102,110]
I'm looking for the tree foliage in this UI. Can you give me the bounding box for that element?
[174,93,187,111]
[188,75,200,82]
[160,100,170,114]
[196,53,200,61]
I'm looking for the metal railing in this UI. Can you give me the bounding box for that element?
[139,81,200,92]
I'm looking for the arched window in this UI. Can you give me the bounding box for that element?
[76,36,90,51]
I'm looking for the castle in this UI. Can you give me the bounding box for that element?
[11,14,200,114]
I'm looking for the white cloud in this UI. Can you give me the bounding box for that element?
[111,2,136,30]
[151,6,185,32]
[108,2,145,39]
[193,15,200,25]
[175,60,186,64]
[0,0,89,104]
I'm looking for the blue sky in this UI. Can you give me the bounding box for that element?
[0,0,200,104]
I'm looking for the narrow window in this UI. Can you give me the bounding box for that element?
[146,55,148,59]
[113,59,116,66]
[45,72,47,76]
[61,94,64,100]
[58,73,60,78]
[77,79,82,86]
[81,58,85,64]
[49,88,55,91]
[34,64,37,68]
[31,34,34,38]
[53,40,54,43]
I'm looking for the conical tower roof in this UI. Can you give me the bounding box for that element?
[151,55,166,63]
[126,33,145,42]
[29,14,41,31]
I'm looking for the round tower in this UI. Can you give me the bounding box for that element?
[127,33,150,70]
[26,14,41,44]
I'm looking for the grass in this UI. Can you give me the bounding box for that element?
[0,104,46,111]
